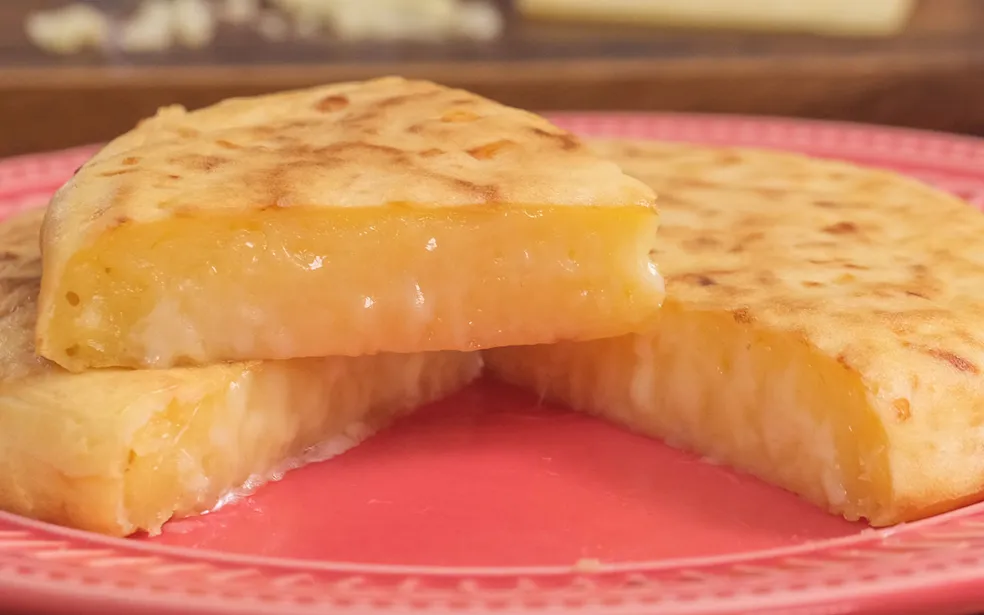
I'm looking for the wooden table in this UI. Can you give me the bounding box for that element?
[1,0,983,157]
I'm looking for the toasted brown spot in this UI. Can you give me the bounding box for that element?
[925,348,979,374]
[732,308,753,324]
[531,127,580,151]
[683,236,720,250]
[438,176,500,202]
[215,139,241,150]
[890,322,911,336]
[802,281,823,288]
[730,231,765,253]
[372,89,442,112]
[168,174,181,180]
[203,156,226,171]
[474,183,502,202]
[715,152,743,165]
[892,398,911,421]
[65,291,80,307]
[251,125,277,136]
[72,165,83,176]
[65,344,79,357]
[244,165,290,212]
[419,148,444,158]
[122,156,140,166]
[316,95,349,112]
[88,205,110,222]
[468,140,514,160]
[100,168,137,177]
[757,271,778,285]
[108,183,134,217]
[823,221,859,234]
[905,290,929,299]
[843,263,869,270]
[0,251,19,262]
[812,200,845,209]
[957,331,984,350]
[282,119,319,131]
[179,155,227,172]
[316,141,404,158]
[752,187,786,199]
[670,273,717,287]
[674,178,718,190]
[442,109,480,123]
[836,273,856,284]
[109,215,131,229]
[836,353,851,369]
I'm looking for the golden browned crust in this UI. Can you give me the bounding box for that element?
[50,77,653,225]
[37,77,656,364]
[590,139,984,524]
[1,207,481,535]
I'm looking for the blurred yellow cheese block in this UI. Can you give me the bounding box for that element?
[517,0,916,36]
[487,139,984,527]
[1,208,481,536]
[37,76,662,371]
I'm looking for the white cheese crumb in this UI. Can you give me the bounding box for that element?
[172,0,218,49]
[456,1,504,41]
[25,3,110,55]
[26,0,504,56]
[219,0,261,25]
[256,11,290,41]
[119,0,176,53]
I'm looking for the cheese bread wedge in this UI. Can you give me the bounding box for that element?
[487,139,984,527]
[37,77,662,371]
[1,207,481,536]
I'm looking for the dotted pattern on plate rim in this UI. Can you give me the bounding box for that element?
[1,115,984,615]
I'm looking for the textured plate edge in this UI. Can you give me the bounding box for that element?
[0,113,983,614]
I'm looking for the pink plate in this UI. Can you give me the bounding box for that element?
[2,114,984,615]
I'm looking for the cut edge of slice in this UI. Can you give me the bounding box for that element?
[0,350,482,537]
[39,205,663,370]
[484,300,902,525]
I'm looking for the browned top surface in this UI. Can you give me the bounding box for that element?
[39,77,653,277]
[596,139,984,402]
[35,77,657,353]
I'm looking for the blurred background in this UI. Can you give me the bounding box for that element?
[1,0,982,157]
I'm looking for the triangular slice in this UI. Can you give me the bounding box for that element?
[486,139,984,527]
[1,208,481,536]
[37,77,662,371]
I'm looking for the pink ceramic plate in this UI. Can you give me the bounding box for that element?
[2,114,984,615]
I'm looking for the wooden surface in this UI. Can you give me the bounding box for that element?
[1,0,984,157]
